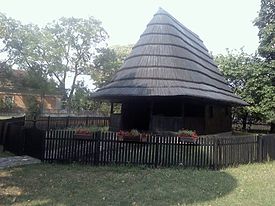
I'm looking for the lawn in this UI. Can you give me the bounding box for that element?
[0,162,275,206]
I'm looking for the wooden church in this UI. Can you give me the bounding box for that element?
[91,8,247,134]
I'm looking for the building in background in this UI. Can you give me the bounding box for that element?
[0,69,62,116]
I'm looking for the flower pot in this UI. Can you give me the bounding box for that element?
[178,136,196,143]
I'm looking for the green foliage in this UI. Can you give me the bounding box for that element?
[0,98,7,111]
[0,13,108,109]
[0,96,13,112]
[92,45,132,88]
[22,68,58,95]
[43,17,108,103]
[70,81,110,115]
[254,0,275,61]
[215,49,275,123]
[88,101,110,116]
[74,126,109,133]
[25,96,41,119]
[69,81,91,112]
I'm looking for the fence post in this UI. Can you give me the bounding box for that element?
[47,116,50,130]
[257,134,263,162]
[94,131,101,166]
[33,116,37,128]
[154,136,159,167]
[213,138,220,170]
[85,116,89,127]
[66,116,70,128]
[40,129,46,161]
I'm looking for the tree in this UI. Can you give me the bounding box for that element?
[215,49,275,130]
[70,81,91,113]
[42,17,108,106]
[70,81,110,116]
[254,0,275,61]
[254,0,275,132]
[0,13,108,110]
[92,45,132,88]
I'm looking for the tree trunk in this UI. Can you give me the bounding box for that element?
[39,92,45,114]
[68,67,79,111]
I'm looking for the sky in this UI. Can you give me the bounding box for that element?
[0,0,261,89]
[1,0,261,55]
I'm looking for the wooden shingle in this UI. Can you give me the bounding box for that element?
[91,8,247,105]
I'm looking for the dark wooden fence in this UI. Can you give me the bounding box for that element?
[232,123,270,133]
[43,131,274,169]
[0,116,25,145]
[262,134,275,161]
[3,119,275,170]
[3,125,45,159]
[24,116,109,130]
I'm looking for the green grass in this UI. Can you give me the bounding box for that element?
[0,162,275,206]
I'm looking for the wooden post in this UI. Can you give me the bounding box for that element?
[257,134,263,162]
[181,102,185,128]
[47,116,50,130]
[154,136,159,167]
[33,116,37,128]
[110,102,114,115]
[149,101,154,131]
[41,130,46,161]
[66,116,69,128]
[85,116,89,127]
[94,131,101,166]
[213,138,220,170]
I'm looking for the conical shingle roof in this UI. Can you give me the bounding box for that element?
[92,8,247,105]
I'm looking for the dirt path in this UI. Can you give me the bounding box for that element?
[0,156,41,169]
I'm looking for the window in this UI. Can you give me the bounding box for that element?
[112,103,122,114]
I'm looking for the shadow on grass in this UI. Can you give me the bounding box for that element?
[0,164,237,206]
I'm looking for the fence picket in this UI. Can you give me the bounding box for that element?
[42,130,275,169]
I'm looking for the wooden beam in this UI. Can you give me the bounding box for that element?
[110,102,114,115]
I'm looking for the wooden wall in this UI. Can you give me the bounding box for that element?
[109,98,232,135]
[121,100,150,131]
[204,104,231,134]
[110,114,121,132]
[150,116,183,132]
